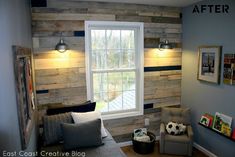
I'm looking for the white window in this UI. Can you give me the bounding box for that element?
[85,21,144,120]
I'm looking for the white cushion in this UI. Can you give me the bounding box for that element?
[71,111,107,137]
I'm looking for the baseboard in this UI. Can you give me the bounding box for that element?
[193,142,217,157]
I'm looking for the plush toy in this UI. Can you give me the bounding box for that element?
[134,135,151,142]
[166,122,186,135]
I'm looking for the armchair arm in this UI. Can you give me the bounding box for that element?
[160,123,165,153]
[187,125,194,139]
[160,123,166,136]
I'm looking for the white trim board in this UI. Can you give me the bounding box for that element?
[117,136,217,157]
[193,142,217,157]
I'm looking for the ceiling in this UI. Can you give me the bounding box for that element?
[80,0,203,7]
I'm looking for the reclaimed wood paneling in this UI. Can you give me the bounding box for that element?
[32,1,182,141]
[104,108,161,142]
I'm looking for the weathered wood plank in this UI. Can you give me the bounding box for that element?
[160,38,182,43]
[36,82,85,90]
[144,96,181,106]
[33,31,75,37]
[33,48,85,54]
[145,27,181,34]
[35,37,84,49]
[144,32,181,39]
[144,23,182,29]
[47,0,181,12]
[37,95,87,105]
[139,11,180,18]
[144,38,160,48]
[144,48,182,58]
[32,8,88,13]
[32,7,180,18]
[34,51,85,59]
[152,17,181,24]
[32,13,115,21]
[32,20,84,31]
[37,87,86,98]
[116,15,152,22]
[144,57,182,67]
[36,72,85,85]
[34,58,85,70]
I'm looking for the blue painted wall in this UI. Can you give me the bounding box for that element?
[182,0,235,156]
[0,0,37,155]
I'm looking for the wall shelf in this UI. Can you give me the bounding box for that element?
[198,123,235,142]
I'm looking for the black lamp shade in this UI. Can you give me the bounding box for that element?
[55,39,68,53]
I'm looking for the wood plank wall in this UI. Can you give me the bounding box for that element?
[31,0,182,141]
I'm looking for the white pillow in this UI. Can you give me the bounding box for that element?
[71,111,107,137]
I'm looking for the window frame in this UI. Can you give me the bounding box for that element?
[85,21,144,120]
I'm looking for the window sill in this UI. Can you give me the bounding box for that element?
[102,110,143,120]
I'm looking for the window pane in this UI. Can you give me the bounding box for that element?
[107,30,120,49]
[108,72,122,92]
[94,92,108,112]
[121,50,135,68]
[107,50,120,69]
[123,72,135,91]
[91,30,105,50]
[93,73,108,93]
[123,90,136,110]
[121,30,134,49]
[108,92,122,112]
[92,50,106,69]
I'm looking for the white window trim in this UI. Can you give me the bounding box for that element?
[85,21,144,120]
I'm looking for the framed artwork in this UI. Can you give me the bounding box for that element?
[197,46,222,84]
[223,54,235,85]
[13,46,36,150]
[212,112,232,133]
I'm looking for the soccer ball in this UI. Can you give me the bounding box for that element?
[166,122,180,135]
[178,123,186,134]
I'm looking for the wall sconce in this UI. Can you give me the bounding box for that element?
[55,34,69,53]
[158,40,173,51]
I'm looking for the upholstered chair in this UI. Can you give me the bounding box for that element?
[160,107,193,156]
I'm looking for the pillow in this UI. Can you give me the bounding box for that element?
[61,119,103,150]
[71,111,107,137]
[46,101,96,115]
[43,112,73,145]
[166,121,186,135]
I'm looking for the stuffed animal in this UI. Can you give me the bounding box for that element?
[166,122,186,135]
[134,135,151,142]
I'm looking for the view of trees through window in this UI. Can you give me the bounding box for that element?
[91,29,137,113]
